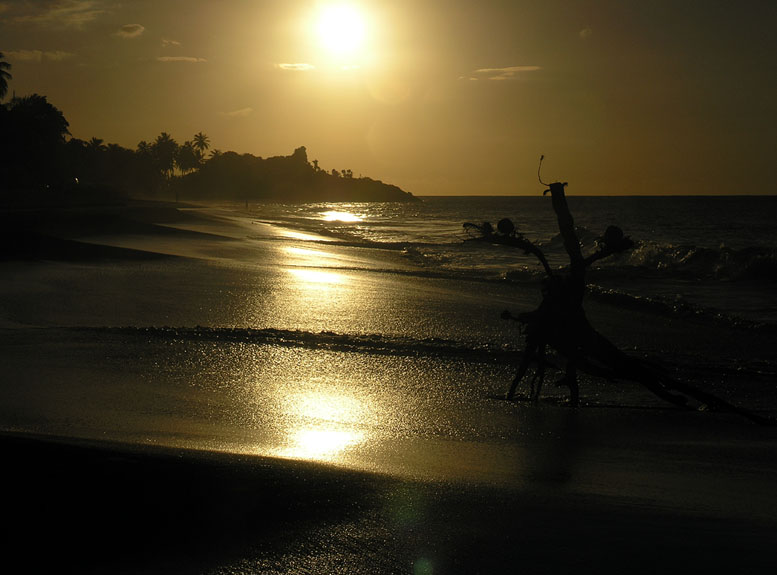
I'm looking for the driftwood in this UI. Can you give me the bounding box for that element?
[465,175,771,425]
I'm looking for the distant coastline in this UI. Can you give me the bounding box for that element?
[173,146,416,203]
[0,93,416,205]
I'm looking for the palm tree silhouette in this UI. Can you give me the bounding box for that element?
[153,132,178,180]
[192,132,210,163]
[0,52,12,100]
[176,140,200,175]
[88,137,107,152]
[136,141,152,156]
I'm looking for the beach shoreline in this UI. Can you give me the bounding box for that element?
[2,199,777,572]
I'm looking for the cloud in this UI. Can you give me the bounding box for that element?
[4,1,107,29]
[277,63,315,71]
[115,23,145,39]
[220,107,254,118]
[162,38,181,48]
[580,27,593,40]
[5,49,75,62]
[461,65,542,81]
[156,56,207,63]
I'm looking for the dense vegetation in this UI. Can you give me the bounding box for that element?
[0,55,415,205]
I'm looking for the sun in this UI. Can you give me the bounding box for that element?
[315,3,367,58]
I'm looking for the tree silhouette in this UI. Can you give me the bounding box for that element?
[1,94,70,189]
[192,132,210,163]
[152,132,178,180]
[88,137,106,152]
[136,141,152,156]
[176,141,200,175]
[5,94,69,141]
[0,52,12,100]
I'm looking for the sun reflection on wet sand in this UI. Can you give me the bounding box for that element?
[277,229,333,242]
[283,244,386,272]
[287,268,348,286]
[277,248,362,332]
[275,390,371,463]
[284,246,339,260]
[281,427,365,461]
[287,391,367,422]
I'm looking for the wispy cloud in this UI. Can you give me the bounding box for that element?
[6,49,75,62]
[161,38,181,48]
[157,56,207,63]
[220,107,254,118]
[580,27,593,40]
[462,65,542,82]
[115,23,145,39]
[277,63,315,72]
[5,1,107,29]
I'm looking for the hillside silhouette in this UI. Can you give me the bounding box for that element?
[0,86,415,205]
[177,146,415,203]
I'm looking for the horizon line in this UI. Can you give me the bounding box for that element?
[417,194,777,198]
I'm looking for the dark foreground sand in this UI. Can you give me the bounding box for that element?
[0,200,207,262]
[4,432,776,575]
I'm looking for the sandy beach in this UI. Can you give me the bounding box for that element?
[2,201,777,573]
[4,428,777,574]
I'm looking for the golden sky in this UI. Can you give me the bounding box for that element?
[2,0,776,195]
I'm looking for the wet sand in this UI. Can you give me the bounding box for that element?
[3,201,777,573]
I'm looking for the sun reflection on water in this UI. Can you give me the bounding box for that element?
[320,210,363,222]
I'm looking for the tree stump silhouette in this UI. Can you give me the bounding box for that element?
[465,177,771,425]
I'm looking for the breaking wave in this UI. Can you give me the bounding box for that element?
[620,242,777,282]
[523,229,777,283]
[586,286,777,333]
[72,326,519,361]
[64,325,776,381]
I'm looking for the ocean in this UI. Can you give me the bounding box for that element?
[253,195,777,326]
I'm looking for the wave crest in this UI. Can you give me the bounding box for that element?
[621,242,777,282]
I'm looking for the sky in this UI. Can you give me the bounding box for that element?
[2,0,776,196]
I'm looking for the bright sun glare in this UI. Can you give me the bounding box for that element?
[316,3,366,57]
[321,210,363,222]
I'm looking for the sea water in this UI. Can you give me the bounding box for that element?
[251,195,777,326]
